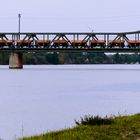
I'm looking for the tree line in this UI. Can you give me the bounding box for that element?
[0,52,140,64]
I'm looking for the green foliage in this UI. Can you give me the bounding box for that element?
[22,53,140,64]
[75,115,114,126]
[0,53,9,64]
[113,53,121,63]
[20,114,140,140]
[0,52,140,65]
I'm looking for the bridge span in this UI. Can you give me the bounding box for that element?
[0,31,140,68]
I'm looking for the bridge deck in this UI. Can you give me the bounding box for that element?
[0,31,140,52]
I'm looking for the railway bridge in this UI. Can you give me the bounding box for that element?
[1,31,140,68]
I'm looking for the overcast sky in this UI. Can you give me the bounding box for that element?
[0,0,140,32]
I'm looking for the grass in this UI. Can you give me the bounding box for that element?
[20,113,140,140]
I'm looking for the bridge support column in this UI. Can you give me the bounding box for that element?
[9,52,23,69]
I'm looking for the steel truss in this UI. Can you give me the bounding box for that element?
[0,31,140,52]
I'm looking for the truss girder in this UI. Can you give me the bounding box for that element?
[0,31,140,52]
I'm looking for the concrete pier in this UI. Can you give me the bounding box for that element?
[9,53,23,69]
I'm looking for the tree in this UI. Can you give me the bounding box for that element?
[113,53,121,64]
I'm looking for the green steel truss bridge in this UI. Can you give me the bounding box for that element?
[1,31,140,68]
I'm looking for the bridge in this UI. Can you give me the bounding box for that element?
[1,31,140,68]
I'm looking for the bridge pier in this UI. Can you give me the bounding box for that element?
[9,52,23,69]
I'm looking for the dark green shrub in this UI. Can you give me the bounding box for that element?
[75,115,114,126]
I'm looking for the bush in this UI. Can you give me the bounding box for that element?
[75,115,114,126]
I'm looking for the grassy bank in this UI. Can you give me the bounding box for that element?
[20,114,140,140]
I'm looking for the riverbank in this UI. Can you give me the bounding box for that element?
[21,113,140,140]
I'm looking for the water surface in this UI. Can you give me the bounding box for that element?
[0,64,140,140]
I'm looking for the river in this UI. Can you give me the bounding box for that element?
[0,64,140,140]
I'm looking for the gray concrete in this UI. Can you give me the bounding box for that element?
[9,52,23,69]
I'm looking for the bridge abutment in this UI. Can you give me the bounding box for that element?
[9,52,23,69]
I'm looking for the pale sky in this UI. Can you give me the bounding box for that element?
[0,0,140,32]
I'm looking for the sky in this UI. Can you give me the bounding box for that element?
[0,0,140,32]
